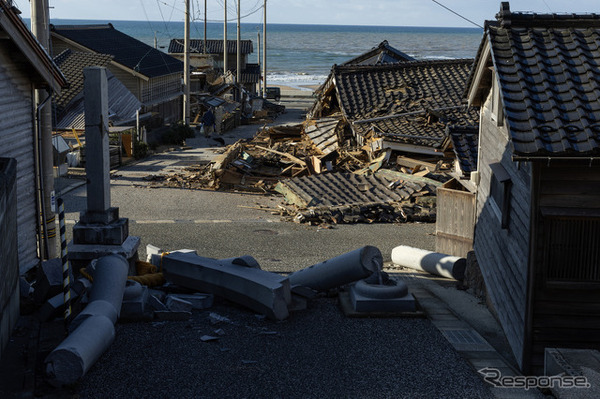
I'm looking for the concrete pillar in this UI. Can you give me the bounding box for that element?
[45,254,128,386]
[161,252,291,320]
[45,314,115,387]
[288,246,383,291]
[83,67,110,216]
[391,245,466,280]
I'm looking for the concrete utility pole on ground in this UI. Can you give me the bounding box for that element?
[223,0,228,75]
[31,0,57,259]
[183,0,190,125]
[263,0,267,97]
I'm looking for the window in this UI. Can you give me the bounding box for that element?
[543,215,600,288]
[489,162,512,229]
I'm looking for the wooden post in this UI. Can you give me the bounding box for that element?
[223,0,228,75]
[183,0,190,125]
[263,0,267,97]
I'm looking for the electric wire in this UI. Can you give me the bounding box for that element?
[431,0,483,29]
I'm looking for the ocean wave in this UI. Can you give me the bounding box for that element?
[267,72,328,87]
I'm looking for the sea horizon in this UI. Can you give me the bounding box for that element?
[33,18,483,88]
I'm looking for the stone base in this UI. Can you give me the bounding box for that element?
[79,207,120,225]
[72,216,128,246]
[348,285,417,313]
[68,235,141,275]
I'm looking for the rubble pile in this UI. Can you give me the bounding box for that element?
[150,122,452,224]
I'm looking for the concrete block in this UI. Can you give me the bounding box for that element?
[146,244,162,263]
[120,285,149,319]
[38,289,79,322]
[150,249,197,268]
[72,217,129,246]
[168,293,213,310]
[72,278,92,297]
[68,235,141,275]
[78,207,119,225]
[165,295,193,313]
[162,252,291,320]
[34,258,65,304]
[348,283,416,313]
[154,310,191,321]
[147,294,168,311]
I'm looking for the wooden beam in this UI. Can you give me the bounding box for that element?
[249,144,307,167]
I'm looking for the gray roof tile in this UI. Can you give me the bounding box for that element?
[480,6,600,156]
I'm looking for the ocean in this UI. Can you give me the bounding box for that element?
[47,19,483,88]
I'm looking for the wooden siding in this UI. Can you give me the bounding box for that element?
[474,96,532,370]
[529,164,600,373]
[0,48,39,273]
[436,179,475,257]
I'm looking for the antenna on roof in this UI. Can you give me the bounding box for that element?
[431,0,484,29]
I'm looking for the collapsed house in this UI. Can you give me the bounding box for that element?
[308,59,479,158]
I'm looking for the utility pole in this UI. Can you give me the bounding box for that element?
[262,0,267,97]
[31,0,57,259]
[236,0,241,85]
[203,0,207,54]
[183,0,190,125]
[257,30,261,96]
[223,0,228,75]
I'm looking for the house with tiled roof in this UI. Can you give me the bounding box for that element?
[53,49,142,130]
[168,39,259,94]
[465,2,600,374]
[50,24,183,123]
[309,59,478,156]
[0,1,67,359]
[340,40,414,66]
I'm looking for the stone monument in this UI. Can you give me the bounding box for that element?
[68,67,140,273]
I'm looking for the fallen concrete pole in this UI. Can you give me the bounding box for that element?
[288,246,383,291]
[391,245,466,280]
[45,254,128,385]
[69,254,129,331]
[161,252,291,320]
[45,314,115,387]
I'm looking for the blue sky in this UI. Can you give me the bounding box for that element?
[14,0,600,28]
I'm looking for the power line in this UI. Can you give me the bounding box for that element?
[431,0,483,29]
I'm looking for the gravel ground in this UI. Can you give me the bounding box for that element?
[75,297,493,399]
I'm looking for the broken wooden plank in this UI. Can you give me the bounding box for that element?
[396,155,438,172]
[375,168,442,187]
[212,141,243,171]
[249,144,307,167]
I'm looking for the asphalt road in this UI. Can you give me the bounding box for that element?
[55,95,494,398]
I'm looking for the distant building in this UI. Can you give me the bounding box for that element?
[168,39,260,94]
[53,49,143,130]
[465,2,600,374]
[0,1,66,358]
[51,24,183,123]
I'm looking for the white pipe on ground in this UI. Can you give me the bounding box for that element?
[391,245,466,280]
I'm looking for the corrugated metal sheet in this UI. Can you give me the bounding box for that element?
[168,39,253,55]
[304,118,341,154]
[0,56,40,273]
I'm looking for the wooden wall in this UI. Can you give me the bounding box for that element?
[474,96,532,370]
[529,163,600,374]
[436,179,475,257]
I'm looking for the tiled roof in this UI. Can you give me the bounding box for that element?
[341,40,415,66]
[56,69,141,130]
[475,3,600,157]
[168,39,253,55]
[334,59,475,121]
[449,125,479,175]
[51,24,183,78]
[304,118,342,154]
[53,49,113,117]
[233,63,261,84]
[353,106,479,150]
